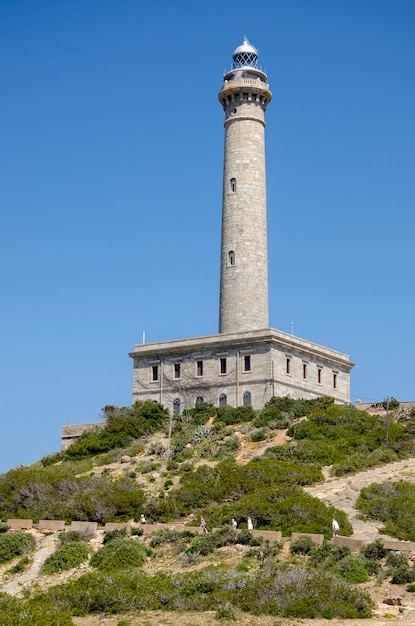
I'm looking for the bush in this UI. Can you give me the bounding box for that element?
[42,541,89,574]
[361,539,387,561]
[390,563,415,585]
[103,528,128,544]
[290,536,315,555]
[0,522,10,533]
[0,593,75,626]
[58,531,81,544]
[250,430,267,442]
[336,556,369,583]
[357,481,415,541]
[90,538,150,571]
[0,532,36,564]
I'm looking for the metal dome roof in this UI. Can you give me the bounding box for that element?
[232,37,259,69]
[233,37,258,57]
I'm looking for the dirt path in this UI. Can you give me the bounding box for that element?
[1,531,58,596]
[304,457,415,539]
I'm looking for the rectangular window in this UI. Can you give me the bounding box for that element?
[318,368,322,384]
[303,363,307,380]
[286,358,291,374]
[220,358,227,374]
[243,355,251,372]
[151,365,159,382]
[333,372,338,389]
[196,360,203,377]
[174,363,180,379]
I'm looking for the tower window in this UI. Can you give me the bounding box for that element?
[303,363,307,380]
[243,391,252,406]
[229,251,235,266]
[220,358,227,374]
[286,358,291,375]
[196,360,203,377]
[173,398,180,414]
[174,363,181,379]
[230,177,237,193]
[333,372,338,389]
[243,355,251,372]
[317,368,322,384]
[196,396,204,405]
[151,365,159,382]
[219,393,227,407]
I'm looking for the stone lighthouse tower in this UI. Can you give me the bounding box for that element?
[128,38,354,413]
[218,38,272,334]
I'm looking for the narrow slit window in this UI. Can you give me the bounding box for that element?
[151,365,159,382]
[229,250,235,266]
[286,358,291,374]
[196,360,203,377]
[303,363,307,380]
[244,355,251,372]
[220,358,227,374]
[230,177,237,192]
[333,372,338,389]
[174,363,180,379]
[317,368,322,384]
[173,398,180,414]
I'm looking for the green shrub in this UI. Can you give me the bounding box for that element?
[42,541,89,574]
[0,532,36,564]
[390,563,415,584]
[357,481,415,541]
[64,401,169,460]
[308,542,351,568]
[6,555,30,574]
[386,551,408,568]
[361,539,387,560]
[103,528,128,544]
[0,522,10,533]
[90,538,150,571]
[290,536,315,555]
[0,593,75,625]
[336,556,369,583]
[58,531,81,544]
[30,565,372,619]
[0,463,145,523]
[250,430,267,442]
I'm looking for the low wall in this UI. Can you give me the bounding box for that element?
[291,532,324,545]
[39,520,66,532]
[70,521,98,533]
[104,522,132,532]
[7,519,33,530]
[333,535,365,551]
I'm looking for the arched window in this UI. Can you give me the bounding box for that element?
[173,398,180,414]
[219,393,227,407]
[230,177,237,193]
[229,251,235,266]
[243,391,252,406]
[195,396,204,405]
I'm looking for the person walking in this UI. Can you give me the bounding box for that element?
[200,515,209,534]
[231,517,238,530]
[332,518,340,539]
[247,516,253,532]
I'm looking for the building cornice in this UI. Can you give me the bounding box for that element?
[129,327,354,371]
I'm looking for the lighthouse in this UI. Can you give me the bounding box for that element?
[218,38,272,334]
[129,39,354,412]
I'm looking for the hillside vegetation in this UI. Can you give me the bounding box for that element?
[1,396,415,624]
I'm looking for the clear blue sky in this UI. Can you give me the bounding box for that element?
[1,0,414,473]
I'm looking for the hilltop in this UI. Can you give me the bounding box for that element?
[2,397,415,625]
